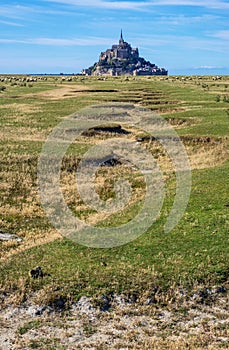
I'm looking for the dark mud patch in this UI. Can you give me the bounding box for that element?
[75,89,118,93]
[136,134,222,144]
[82,124,131,137]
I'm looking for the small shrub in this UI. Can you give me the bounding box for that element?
[83,323,97,337]
[0,85,6,91]
[17,320,42,335]
[215,95,221,102]
[202,83,208,89]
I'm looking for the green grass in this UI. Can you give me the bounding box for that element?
[0,75,228,307]
[17,320,42,335]
[1,163,228,299]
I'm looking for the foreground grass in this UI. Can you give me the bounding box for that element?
[0,75,228,306]
[1,162,228,304]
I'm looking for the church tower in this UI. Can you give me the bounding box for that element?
[119,30,124,45]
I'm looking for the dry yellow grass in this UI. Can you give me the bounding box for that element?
[0,228,62,261]
[23,83,89,100]
[0,126,47,141]
[1,129,228,261]
[0,102,42,114]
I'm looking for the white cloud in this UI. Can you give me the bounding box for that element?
[158,14,219,26]
[0,19,24,27]
[43,0,229,10]
[195,65,224,69]
[0,5,31,19]
[43,0,149,10]
[0,3,76,21]
[131,33,228,54]
[1,0,228,20]
[33,37,114,45]
[0,36,115,46]
[0,39,27,44]
[1,31,228,52]
[211,30,229,40]
[148,0,229,9]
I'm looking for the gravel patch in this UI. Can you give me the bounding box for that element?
[0,289,228,349]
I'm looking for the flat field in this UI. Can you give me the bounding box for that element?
[0,75,228,349]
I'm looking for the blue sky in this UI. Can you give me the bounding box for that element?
[0,0,228,75]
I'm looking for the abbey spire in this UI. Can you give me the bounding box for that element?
[119,29,124,45]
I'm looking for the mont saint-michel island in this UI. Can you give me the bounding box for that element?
[82,31,168,76]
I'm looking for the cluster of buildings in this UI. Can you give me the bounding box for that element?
[82,31,168,77]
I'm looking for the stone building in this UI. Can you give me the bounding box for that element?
[82,31,168,76]
[100,30,139,62]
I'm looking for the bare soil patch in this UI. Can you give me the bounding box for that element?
[23,84,90,100]
[0,286,228,349]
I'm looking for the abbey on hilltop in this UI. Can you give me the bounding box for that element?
[82,31,168,76]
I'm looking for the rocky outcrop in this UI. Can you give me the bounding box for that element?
[82,31,168,77]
